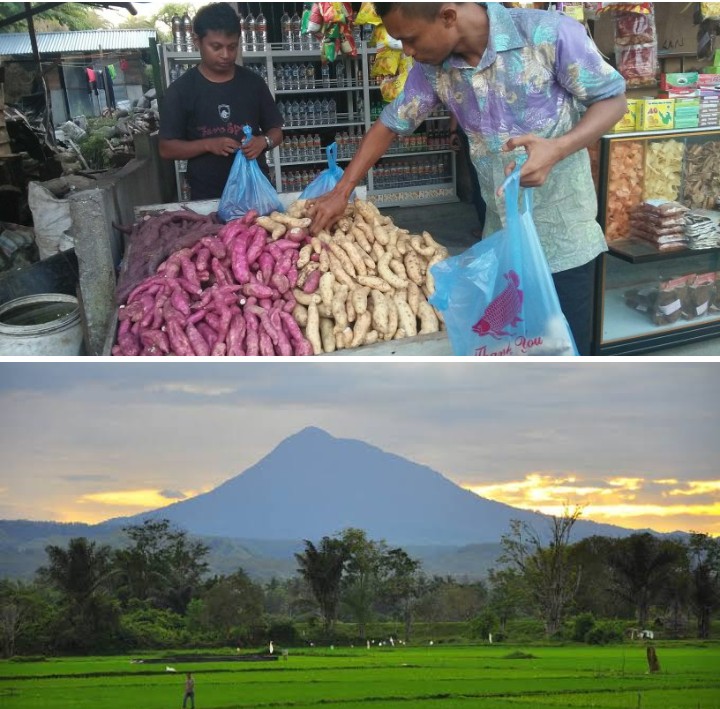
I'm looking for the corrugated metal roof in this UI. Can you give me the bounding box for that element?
[0,29,157,56]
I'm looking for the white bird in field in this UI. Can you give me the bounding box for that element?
[166,666,177,672]
[269,640,274,654]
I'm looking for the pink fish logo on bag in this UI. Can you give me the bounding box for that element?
[472,270,524,340]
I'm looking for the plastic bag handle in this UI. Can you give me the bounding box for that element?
[242,124,253,145]
[326,142,338,171]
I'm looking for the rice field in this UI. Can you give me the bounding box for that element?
[1,643,719,709]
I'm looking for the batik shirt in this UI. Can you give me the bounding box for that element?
[380,3,626,273]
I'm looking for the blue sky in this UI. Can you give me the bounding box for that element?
[0,361,718,534]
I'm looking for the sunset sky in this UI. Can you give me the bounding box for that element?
[0,362,718,536]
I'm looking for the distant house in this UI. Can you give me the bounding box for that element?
[0,29,157,124]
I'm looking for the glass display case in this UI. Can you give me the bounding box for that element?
[594,127,720,355]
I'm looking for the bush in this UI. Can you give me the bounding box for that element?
[267,620,301,646]
[572,613,596,642]
[469,611,499,640]
[586,620,625,645]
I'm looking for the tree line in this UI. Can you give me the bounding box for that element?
[0,514,718,657]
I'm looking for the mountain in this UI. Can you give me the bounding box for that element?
[104,426,634,545]
[0,427,647,582]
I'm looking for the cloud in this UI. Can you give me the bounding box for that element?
[146,383,239,397]
[79,488,194,509]
[159,489,187,500]
[60,474,113,482]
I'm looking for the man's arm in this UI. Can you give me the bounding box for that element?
[159,136,243,160]
[308,121,397,234]
[503,93,627,188]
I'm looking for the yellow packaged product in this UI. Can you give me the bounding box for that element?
[612,98,639,132]
[637,98,675,131]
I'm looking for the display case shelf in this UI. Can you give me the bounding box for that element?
[594,125,720,356]
[609,239,720,265]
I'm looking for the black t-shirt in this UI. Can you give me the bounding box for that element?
[160,65,283,201]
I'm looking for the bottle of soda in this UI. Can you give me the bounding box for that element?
[255,10,268,51]
[291,11,302,51]
[181,14,193,52]
[281,9,292,50]
[244,11,255,52]
[172,15,183,52]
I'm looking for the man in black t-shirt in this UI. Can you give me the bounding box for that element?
[159,3,283,201]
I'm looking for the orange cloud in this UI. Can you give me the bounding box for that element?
[464,473,720,534]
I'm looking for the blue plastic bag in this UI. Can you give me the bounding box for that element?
[429,167,578,357]
[300,143,354,200]
[217,125,282,223]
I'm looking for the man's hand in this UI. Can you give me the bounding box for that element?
[501,134,564,189]
[205,137,243,157]
[241,136,267,161]
[307,188,349,236]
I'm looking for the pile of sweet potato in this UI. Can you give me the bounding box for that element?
[112,210,313,356]
[265,198,447,354]
[112,200,447,357]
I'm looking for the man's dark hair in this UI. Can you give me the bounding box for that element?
[374,3,446,20]
[193,2,241,38]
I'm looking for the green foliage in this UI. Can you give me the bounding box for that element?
[585,619,625,645]
[572,612,596,642]
[469,610,498,640]
[119,607,188,649]
[0,3,107,32]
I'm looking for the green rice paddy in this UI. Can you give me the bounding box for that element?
[1,643,719,709]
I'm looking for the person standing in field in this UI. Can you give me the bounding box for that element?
[182,672,195,709]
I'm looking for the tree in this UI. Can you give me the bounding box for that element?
[37,537,119,652]
[687,533,720,639]
[295,536,349,636]
[379,547,422,643]
[499,508,583,637]
[201,569,264,644]
[607,532,684,628]
[0,4,107,32]
[486,567,526,633]
[0,580,56,657]
[114,519,209,614]
[340,528,387,641]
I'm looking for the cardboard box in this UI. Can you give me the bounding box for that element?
[612,98,639,132]
[699,74,720,90]
[658,89,701,99]
[637,98,675,131]
[660,72,699,90]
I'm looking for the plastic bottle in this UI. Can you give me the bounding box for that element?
[297,134,307,162]
[335,61,345,87]
[291,63,300,90]
[298,100,308,126]
[290,136,299,161]
[291,11,302,51]
[255,10,268,51]
[313,134,321,160]
[306,63,316,90]
[277,100,286,124]
[281,9,292,50]
[290,101,300,127]
[299,63,308,89]
[244,11,255,52]
[283,63,293,91]
[320,99,330,124]
[313,99,322,125]
[275,65,284,90]
[172,15,183,52]
[321,63,331,88]
[328,98,337,124]
[306,99,316,126]
[181,14,193,52]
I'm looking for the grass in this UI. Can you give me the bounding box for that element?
[1,643,719,709]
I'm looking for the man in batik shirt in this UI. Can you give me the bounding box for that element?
[309,3,627,355]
